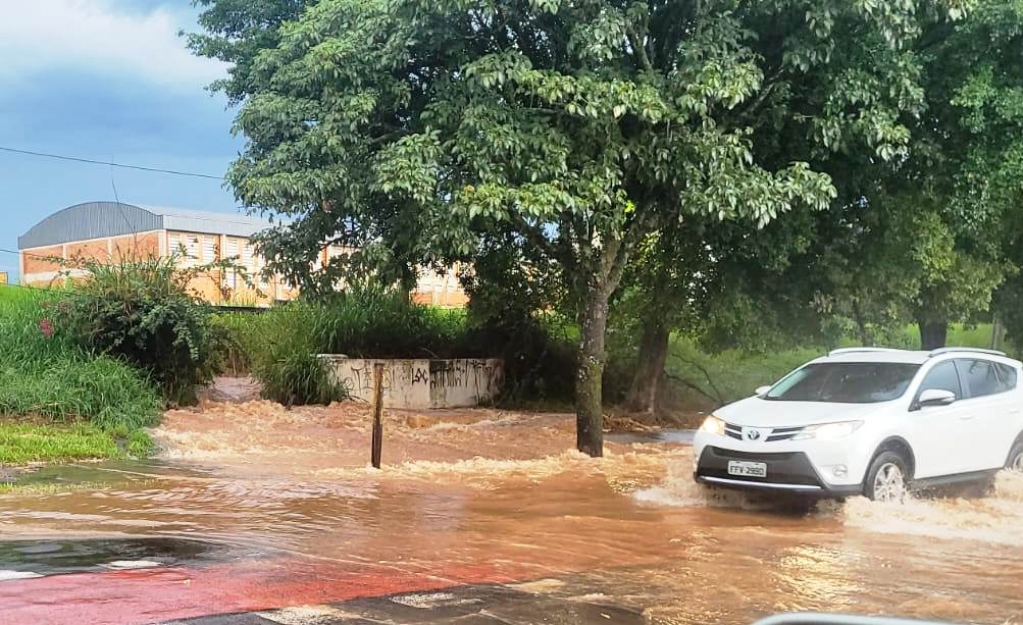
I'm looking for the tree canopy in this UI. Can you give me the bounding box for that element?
[199,0,973,455]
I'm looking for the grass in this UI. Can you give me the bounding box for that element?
[0,285,162,464]
[0,423,123,465]
[213,290,483,404]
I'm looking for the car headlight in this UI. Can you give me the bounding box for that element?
[793,420,864,441]
[698,415,726,436]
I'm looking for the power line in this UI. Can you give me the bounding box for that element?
[0,146,225,181]
[1,247,47,260]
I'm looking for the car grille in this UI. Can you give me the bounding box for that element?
[724,421,805,442]
[696,447,823,487]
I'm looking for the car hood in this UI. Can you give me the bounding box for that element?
[714,396,888,428]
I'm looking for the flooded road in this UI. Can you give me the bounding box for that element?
[2,401,1023,624]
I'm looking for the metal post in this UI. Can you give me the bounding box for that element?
[371,363,384,469]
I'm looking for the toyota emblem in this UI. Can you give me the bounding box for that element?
[745,428,762,441]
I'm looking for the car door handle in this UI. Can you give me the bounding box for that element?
[959,414,976,420]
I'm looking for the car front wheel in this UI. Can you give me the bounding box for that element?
[864,451,910,503]
[1007,441,1023,473]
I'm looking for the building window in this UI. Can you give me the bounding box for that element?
[201,235,218,263]
[174,234,200,267]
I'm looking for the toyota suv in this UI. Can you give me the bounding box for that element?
[693,347,1023,501]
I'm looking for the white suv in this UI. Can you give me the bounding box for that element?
[693,347,1023,501]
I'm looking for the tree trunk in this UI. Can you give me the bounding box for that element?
[851,299,870,346]
[625,319,670,413]
[919,320,948,351]
[576,284,611,458]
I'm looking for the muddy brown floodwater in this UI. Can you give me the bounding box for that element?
[3,399,1023,624]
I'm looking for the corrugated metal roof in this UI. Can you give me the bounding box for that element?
[18,202,272,249]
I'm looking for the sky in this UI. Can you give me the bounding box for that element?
[0,0,245,281]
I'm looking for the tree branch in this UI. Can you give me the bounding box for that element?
[511,213,560,262]
[606,208,657,292]
[625,25,654,73]
[663,371,723,406]
[668,353,725,404]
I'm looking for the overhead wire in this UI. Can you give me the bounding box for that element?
[0,146,225,180]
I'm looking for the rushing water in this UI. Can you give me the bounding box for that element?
[3,406,1023,624]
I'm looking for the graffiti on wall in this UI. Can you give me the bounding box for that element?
[324,357,503,409]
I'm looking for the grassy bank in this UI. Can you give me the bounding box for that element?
[0,423,122,464]
[0,286,161,464]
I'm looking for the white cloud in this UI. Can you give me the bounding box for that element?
[0,0,228,91]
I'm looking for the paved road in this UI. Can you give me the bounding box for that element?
[173,584,645,624]
[0,537,645,624]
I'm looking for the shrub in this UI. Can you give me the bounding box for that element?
[215,288,578,406]
[257,347,346,406]
[0,285,162,431]
[215,304,346,405]
[51,255,221,405]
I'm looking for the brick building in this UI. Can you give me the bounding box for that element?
[18,201,468,307]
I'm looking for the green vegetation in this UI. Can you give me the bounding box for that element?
[0,423,123,465]
[195,0,971,456]
[0,285,161,464]
[0,286,161,429]
[52,255,224,406]
[214,289,575,405]
[662,324,1006,415]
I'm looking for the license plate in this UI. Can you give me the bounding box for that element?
[727,461,767,478]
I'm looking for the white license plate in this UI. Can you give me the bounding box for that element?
[727,461,767,478]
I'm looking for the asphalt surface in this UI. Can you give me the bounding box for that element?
[169,584,646,624]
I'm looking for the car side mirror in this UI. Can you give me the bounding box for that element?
[755,385,772,396]
[918,388,956,408]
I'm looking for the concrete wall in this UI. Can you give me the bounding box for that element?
[322,357,504,409]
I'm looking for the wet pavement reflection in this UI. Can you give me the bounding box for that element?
[2,413,1023,624]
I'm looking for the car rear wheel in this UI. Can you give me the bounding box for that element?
[864,451,910,503]
[1007,441,1023,473]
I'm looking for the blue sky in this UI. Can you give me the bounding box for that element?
[0,0,244,280]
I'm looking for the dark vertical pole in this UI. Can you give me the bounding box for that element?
[371,362,384,469]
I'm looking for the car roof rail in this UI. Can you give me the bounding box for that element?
[828,348,908,357]
[928,347,1006,358]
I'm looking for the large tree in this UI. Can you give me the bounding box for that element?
[807,1,1023,351]
[203,0,959,456]
[189,0,313,103]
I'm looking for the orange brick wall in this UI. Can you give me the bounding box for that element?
[21,230,469,308]
[66,239,111,263]
[111,233,161,260]
[21,232,165,287]
[22,245,65,275]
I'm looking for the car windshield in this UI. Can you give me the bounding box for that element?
[764,362,920,403]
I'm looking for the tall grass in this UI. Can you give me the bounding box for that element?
[0,286,161,430]
[214,289,568,405]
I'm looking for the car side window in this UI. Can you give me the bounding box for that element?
[996,363,1018,392]
[957,359,1006,398]
[916,361,962,400]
